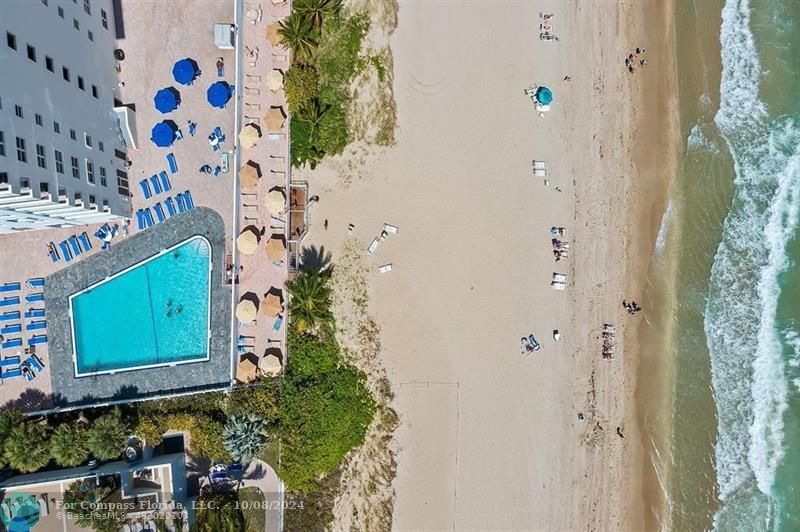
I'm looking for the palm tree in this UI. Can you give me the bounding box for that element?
[278,13,318,63]
[87,414,127,461]
[0,409,23,468]
[223,413,270,463]
[51,424,90,467]
[4,422,50,473]
[286,269,334,335]
[295,0,343,31]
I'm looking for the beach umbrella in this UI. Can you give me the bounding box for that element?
[154,87,180,113]
[535,86,553,105]
[237,227,259,255]
[207,81,233,109]
[260,352,282,375]
[238,123,261,150]
[265,235,286,262]
[264,106,286,131]
[236,298,258,323]
[261,292,283,317]
[172,58,200,85]
[266,187,286,213]
[240,161,261,188]
[237,356,258,383]
[266,22,282,46]
[266,69,284,92]
[150,120,177,147]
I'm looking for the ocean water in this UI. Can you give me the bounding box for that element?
[657,0,800,529]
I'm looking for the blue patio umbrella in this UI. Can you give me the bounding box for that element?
[154,87,181,114]
[535,86,553,105]
[207,81,233,109]
[151,120,177,147]
[172,58,199,85]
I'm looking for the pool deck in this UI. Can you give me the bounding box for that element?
[44,207,231,409]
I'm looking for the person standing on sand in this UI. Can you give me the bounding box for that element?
[324,219,328,230]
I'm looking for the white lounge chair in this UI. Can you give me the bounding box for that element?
[533,168,548,177]
[383,223,398,235]
[532,160,547,169]
[378,263,393,273]
[551,281,566,290]
[367,238,380,254]
[552,273,567,283]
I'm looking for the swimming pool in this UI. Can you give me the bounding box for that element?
[70,236,212,376]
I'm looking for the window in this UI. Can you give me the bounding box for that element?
[6,32,16,50]
[88,30,93,42]
[45,56,54,72]
[98,141,104,152]
[101,9,108,29]
[53,121,60,134]
[58,6,64,18]
[84,133,93,148]
[36,144,46,168]
[62,66,70,82]
[14,105,23,118]
[20,178,30,191]
[89,194,96,205]
[54,150,64,174]
[83,0,90,15]
[86,159,95,183]
[99,166,107,186]
[78,76,85,91]
[74,192,81,203]
[40,182,49,194]
[16,137,27,163]
[0,172,7,184]
[91,85,98,98]
[73,19,79,31]
[0,131,5,157]
[70,129,77,141]
[71,156,79,178]
[35,114,43,126]
[26,44,36,62]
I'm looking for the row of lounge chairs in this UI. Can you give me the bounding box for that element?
[49,232,92,263]
[0,353,46,382]
[0,278,44,293]
[1,309,45,321]
[602,324,616,359]
[139,171,173,199]
[0,331,46,348]
[0,293,44,306]
[136,191,195,230]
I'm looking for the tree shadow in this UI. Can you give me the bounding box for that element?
[111,385,141,402]
[0,388,54,413]
[299,244,333,274]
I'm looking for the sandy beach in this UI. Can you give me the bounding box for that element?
[300,0,678,529]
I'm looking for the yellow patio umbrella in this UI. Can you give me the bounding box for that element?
[264,106,286,132]
[261,292,283,317]
[238,123,261,149]
[265,235,286,262]
[260,353,282,376]
[240,161,261,188]
[266,22,282,46]
[235,298,258,323]
[266,69,284,92]
[236,228,259,255]
[237,356,258,383]
[266,187,286,213]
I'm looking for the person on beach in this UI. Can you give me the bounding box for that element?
[324,219,329,230]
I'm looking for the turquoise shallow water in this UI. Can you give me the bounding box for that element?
[70,236,211,374]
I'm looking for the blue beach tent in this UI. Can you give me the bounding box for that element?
[536,86,553,105]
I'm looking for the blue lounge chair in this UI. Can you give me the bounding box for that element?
[139,179,152,199]
[160,171,172,191]
[144,208,155,228]
[2,338,22,349]
[0,297,20,307]
[79,232,92,252]
[273,314,283,332]
[167,153,178,174]
[154,203,166,223]
[26,320,46,331]
[0,356,20,368]
[176,194,187,213]
[28,335,47,346]
[165,197,177,217]
[2,368,22,379]
[150,174,163,195]
[59,240,73,262]
[136,210,146,230]
[0,311,20,322]
[26,293,44,303]
[26,278,44,289]
[1,324,21,334]
[0,283,20,293]
[26,355,44,372]
[68,235,81,256]
[184,190,195,209]
[24,308,45,319]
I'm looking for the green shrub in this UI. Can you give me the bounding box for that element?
[3,422,50,473]
[225,381,281,424]
[193,488,245,532]
[166,413,230,463]
[223,413,270,463]
[316,101,348,156]
[133,415,167,448]
[284,65,320,112]
[316,13,369,103]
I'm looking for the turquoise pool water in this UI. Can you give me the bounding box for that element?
[70,236,211,375]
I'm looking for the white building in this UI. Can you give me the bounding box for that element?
[0,0,132,233]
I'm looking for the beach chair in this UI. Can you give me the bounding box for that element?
[176,194,187,213]
[551,281,566,290]
[0,356,20,368]
[68,235,81,256]
[367,238,380,254]
[150,174,163,195]
[25,308,45,319]
[26,293,44,303]
[28,335,47,346]
[383,224,398,235]
[0,282,20,293]
[0,296,20,307]
[26,278,45,289]
[160,171,172,192]
[0,311,20,322]
[28,354,45,372]
[136,210,146,230]
[221,153,229,173]
[378,263,393,273]
[532,160,547,169]
[1,324,21,334]
[139,179,152,199]
[143,208,155,228]
[533,168,548,177]
[154,203,166,223]
[2,338,22,349]
[48,242,59,262]
[183,190,195,209]
[78,232,92,252]
[59,240,73,262]
[272,314,283,332]
[26,320,47,331]
[165,197,177,217]
[552,273,567,283]
[167,153,178,174]
[2,368,22,379]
